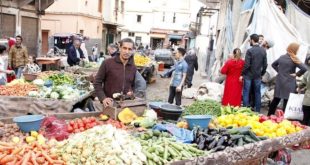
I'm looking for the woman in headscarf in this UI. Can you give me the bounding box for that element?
[221,48,245,106]
[268,43,307,116]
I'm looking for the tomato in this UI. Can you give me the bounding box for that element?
[69,120,75,126]
[73,123,78,129]
[74,129,80,133]
[78,122,85,128]
[68,126,73,133]
[90,117,96,122]
[79,127,85,132]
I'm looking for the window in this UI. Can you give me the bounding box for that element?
[162,12,165,22]
[121,1,124,13]
[80,30,84,35]
[137,15,142,23]
[129,32,135,37]
[98,0,102,12]
[173,13,176,23]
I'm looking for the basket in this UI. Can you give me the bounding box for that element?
[23,73,38,81]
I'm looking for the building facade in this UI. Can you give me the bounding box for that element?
[121,0,191,50]
[41,0,103,55]
[0,0,54,56]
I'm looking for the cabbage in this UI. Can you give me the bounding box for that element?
[33,79,44,86]
[140,118,155,128]
[50,92,60,99]
[143,109,157,121]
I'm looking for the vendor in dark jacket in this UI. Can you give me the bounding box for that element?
[94,38,137,107]
[67,39,85,66]
[240,34,267,113]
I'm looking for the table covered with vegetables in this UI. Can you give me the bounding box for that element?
[0,71,94,117]
[0,99,309,165]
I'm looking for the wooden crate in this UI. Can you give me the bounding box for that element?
[102,99,147,120]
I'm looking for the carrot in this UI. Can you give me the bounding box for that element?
[12,147,23,154]
[41,151,53,164]
[42,162,48,165]
[0,141,13,146]
[0,155,15,164]
[15,159,23,165]
[53,160,64,164]
[0,146,15,151]
[0,153,7,160]
[31,152,39,165]
[21,152,31,165]
[50,154,58,159]
[35,157,45,164]
[6,158,17,165]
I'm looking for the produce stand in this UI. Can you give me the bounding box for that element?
[0,91,94,117]
[171,128,310,165]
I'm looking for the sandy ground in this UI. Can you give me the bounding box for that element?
[146,69,310,164]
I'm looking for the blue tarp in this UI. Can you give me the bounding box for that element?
[153,123,194,143]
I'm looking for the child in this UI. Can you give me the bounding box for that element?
[168,48,188,106]
[23,56,41,74]
[0,45,15,85]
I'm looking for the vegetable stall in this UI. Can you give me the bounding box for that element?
[0,98,309,165]
[0,71,94,117]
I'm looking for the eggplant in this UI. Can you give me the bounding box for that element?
[216,136,227,147]
[207,137,218,150]
[197,137,206,150]
[212,145,226,152]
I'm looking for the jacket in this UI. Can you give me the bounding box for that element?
[184,54,198,76]
[273,54,307,99]
[8,45,28,68]
[94,55,137,101]
[299,71,310,106]
[242,45,267,80]
[67,45,85,66]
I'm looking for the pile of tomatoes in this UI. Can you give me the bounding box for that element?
[67,117,102,133]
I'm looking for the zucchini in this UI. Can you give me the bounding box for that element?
[227,128,239,134]
[258,136,268,140]
[231,135,244,140]
[239,127,251,135]
[248,131,260,141]
[237,137,243,146]
[243,135,255,143]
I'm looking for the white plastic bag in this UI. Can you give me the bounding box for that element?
[284,93,304,120]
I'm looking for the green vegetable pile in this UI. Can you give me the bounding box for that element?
[221,106,256,116]
[137,130,206,165]
[183,100,221,117]
[47,73,74,86]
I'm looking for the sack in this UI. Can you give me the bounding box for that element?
[284,93,304,120]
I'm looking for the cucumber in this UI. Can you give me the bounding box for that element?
[237,137,244,146]
[227,128,239,134]
[243,135,255,143]
[258,136,268,140]
[231,135,244,140]
[248,131,260,141]
[239,127,251,135]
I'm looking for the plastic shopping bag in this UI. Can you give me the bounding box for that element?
[284,93,304,120]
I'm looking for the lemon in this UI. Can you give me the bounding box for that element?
[31,131,39,138]
[37,134,46,145]
[26,136,36,144]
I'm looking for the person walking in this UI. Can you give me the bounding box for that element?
[91,43,98,62]
[0,45,15,85]
[67,39,85,66]
[168,48,188,106]
[241,34,268,112]
[298,71,310,126]
[268,43,307,116]
[8,35,28,79]
[221,48,245,107]
[107,44,118,57]
[184,49,198,88]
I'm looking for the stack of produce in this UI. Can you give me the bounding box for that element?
[220,106,256,116]
[193,127,266,152]
[0,141,65,164]
[217,113,304,138]
[0,83,38,96]
[183,100,222,117]
[47,73,74,86]
[37,71,60,79]
[134,54,151,67]
[137,130,206,164]
[67,117,102,134]
[54,125,146,165]
[84,62,99,68]
[0,122,26,142]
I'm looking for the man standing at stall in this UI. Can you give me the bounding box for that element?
[94,38,137,107]
[67,39,85,66]
[8,35,28,79]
